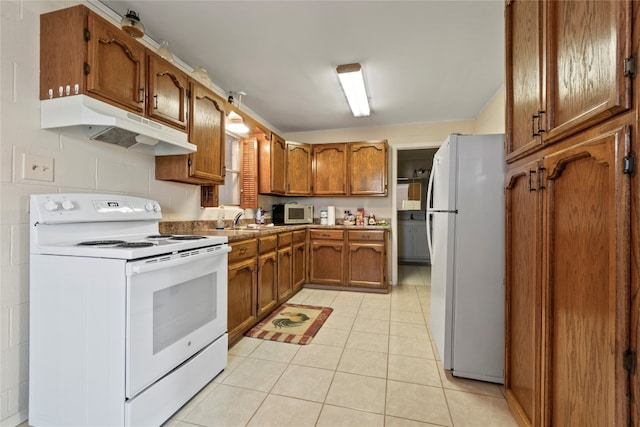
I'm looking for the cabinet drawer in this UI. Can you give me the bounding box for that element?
[292,229,306,243]
[229,239,257,263]
[310,229,344,240]
[258,235,277,254]
[348,230,385,242]
[278,231,293,246]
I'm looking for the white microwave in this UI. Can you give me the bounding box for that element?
[274,204,314,224]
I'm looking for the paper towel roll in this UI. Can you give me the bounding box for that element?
[327,206,336,225]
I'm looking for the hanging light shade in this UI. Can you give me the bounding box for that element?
[121,10,145,38]
[227,111,249,134]
[156,40,174,62]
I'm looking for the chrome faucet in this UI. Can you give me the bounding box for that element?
[233,211,244,227]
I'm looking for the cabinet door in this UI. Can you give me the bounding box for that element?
[313,144,348,195]
[258,133,286,195]
[228,258,257,344]
[504,160,543,427]
[544,0,631,143]
[347,242,385,289]
[286,143,312,195]
[411,222,429,264]
[349,142,387,195]
[309,240,344,285]
[542,125,631,426]
[505,0,544,162]
[257,252,277,318]
[277,246,293,302]
[146,51,189,131]
[292,240,306,292]
[189,82,225,183]
[86,12,145,113]
[397,221,413,261]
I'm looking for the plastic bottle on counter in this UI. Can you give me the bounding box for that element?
[255,207,264,225]
[216,204,225,229]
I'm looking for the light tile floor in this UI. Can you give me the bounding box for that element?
[163,264,516,427]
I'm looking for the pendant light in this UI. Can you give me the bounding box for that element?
[121,10,145,38]
[226,91,249,134]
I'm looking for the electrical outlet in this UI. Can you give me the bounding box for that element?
[23,153,54,182]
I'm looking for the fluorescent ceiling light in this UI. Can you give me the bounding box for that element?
[227,110,249,134]
[336,63,370,117]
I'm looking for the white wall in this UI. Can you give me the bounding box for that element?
[0,0,505,423]
[0,1,224,424]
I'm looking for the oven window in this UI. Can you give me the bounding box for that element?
[152,273,217,354]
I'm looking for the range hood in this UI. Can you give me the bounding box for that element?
[41,95,196,156]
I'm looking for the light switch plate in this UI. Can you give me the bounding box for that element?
[23,153,54,182]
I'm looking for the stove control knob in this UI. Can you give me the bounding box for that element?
[153,203,161,213]
[44,200,59,211]
[61,200,74,210]
[145,202,155,212]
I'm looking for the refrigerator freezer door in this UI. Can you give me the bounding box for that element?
[427,136,456,212]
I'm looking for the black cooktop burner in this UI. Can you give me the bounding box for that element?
[169,235,206,240]
[78,240,126,246]
[118,242,156,248]
[146,234,174,239]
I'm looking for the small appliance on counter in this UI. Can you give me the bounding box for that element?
[272,203,314,224]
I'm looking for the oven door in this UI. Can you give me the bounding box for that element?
[125,244,230,398]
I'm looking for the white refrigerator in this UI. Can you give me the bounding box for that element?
[426,133,505,383]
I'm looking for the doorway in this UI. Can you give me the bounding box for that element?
[390,145,439,285]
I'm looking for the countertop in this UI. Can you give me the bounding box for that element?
[160,221,390,243]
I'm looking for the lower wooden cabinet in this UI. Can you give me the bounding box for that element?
[347,230,386,290]
[257,235,278,319]
[277,232,293,302]
[504,122,633,426]
[309,229,345,286]
[227,239,257,345]
[292,230,306,292]
[308,228,388,293]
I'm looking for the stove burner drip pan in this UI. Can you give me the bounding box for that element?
[78,240,126,246]
[118,242,156,248]
[170,235,206,240]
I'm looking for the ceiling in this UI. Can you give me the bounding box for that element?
[100,1,505,134]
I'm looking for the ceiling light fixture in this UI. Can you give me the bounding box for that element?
[226,91,249,134]
[336,63,370,117]
[120,10,145,38]
[227,111,249,134]
[156,40,174,62]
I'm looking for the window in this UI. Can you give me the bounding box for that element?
[218,133,240,206]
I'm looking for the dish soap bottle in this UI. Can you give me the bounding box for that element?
[216,204,225,230]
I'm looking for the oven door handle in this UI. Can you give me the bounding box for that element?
[128,245,231,275]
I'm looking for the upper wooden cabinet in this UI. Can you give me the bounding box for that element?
[286,142,312,195]
[146,50,189,131]
[505,0,543,160]
[156,80,226,184]
[258,132,287,195]
[349,141,388,196]
[506,0,632,162]
[41,5,146,113]
[313,144,348,196]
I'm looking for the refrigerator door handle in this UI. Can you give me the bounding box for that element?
[426,163,435,210]
[426,165,436,259]
[427,211,434,260]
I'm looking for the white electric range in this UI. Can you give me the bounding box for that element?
[29,193,230,426]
